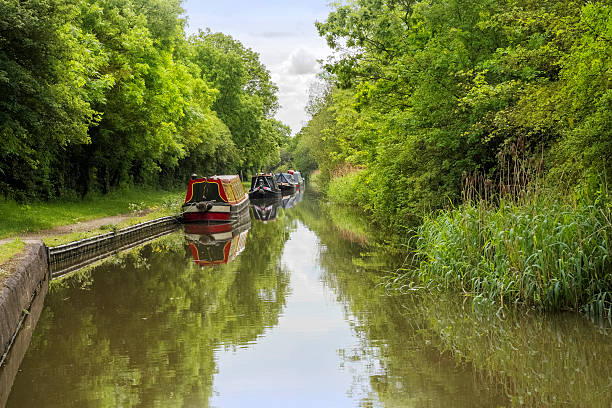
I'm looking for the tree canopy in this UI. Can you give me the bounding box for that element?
[0,0,290,200]
[292,0,611,227]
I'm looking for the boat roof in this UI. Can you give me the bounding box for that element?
[208,175,241,181]
[275,173,294,181]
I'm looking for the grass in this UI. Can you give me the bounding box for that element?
[0,239,26,267]
[399,189,612,317]
[0,188,184,239]
[326,169,367,206]
[42,205,182,247]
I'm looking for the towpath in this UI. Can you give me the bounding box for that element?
[0,213,142,245]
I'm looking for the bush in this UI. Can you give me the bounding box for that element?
[326,170,369,208]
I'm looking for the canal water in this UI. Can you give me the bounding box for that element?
[4,193,612,407]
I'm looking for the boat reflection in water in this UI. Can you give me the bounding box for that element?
[280,188,303,209]
[250,197,281,222]
[184,215,251,266]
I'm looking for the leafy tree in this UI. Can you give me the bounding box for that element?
[299,0,611,226]
[0,0,109,199]
[0,0,289,200]
[188,30,284,173]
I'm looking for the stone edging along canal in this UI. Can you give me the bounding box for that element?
[0,216,181,383]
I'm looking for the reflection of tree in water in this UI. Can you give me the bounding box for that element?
[293,194,612,408]
[7,216,294,408]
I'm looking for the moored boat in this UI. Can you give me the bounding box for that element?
[248,173,282,199]
[287,170,304,190]
[182,174,249,222]
[274,172,296,194]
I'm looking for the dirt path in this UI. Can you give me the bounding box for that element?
[0,213,138,245]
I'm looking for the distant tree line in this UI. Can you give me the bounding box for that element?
[0,0,290,201]
[290,0,611,227]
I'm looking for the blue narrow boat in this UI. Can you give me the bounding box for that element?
[274,172,296,194]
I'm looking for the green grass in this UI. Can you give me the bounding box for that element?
[0,188,185,239]
[42,205,181,247]
[0,239,26,266]
[396,189,612,317]
[326,170,367,206]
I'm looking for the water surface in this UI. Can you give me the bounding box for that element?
[4,194,611,407]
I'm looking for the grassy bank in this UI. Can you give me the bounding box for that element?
[41,206,182,247]
[0,239,25,268]
[323,170,612,316]
[0,188,184,239]
[398,191,612,317]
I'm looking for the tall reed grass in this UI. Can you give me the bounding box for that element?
[411,187,612,317]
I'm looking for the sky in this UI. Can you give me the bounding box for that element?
[182,0,334,135]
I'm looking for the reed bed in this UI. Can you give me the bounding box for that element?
[411,190,612,317]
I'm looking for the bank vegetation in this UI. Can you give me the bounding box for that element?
[287,0,612,315]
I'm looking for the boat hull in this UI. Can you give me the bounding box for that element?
[182,197,250,223]
[278,183,296,194]
[248,188,282,200]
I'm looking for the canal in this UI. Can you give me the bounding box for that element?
[4,192,612,407]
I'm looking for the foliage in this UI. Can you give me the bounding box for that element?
[294,0,612,227]
[187,30,290,173]
[0,0,289,200]
[326,169,368,208]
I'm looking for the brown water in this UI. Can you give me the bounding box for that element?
[4,194,612,407]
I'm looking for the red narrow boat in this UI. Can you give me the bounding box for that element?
[182,174,249,222]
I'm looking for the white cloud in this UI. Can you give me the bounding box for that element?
[182,0,333,134]
[255,31,298,38]
[284,48,319,76]
[271,50,324,133]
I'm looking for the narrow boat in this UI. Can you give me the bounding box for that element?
[185,216,251,266]
[248,173,282,199]
[274,172,296,194]
[182,174,249,222]
[287,170,304,190]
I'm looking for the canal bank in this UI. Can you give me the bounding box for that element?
[0,240,48,406]
[0,241,48,360]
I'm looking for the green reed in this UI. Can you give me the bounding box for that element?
[412,189,612,317]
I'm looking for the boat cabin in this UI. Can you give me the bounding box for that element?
[182,174,249,222]
[287,170,304,188]
[249,173,281,199]
[274,173,296,194]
